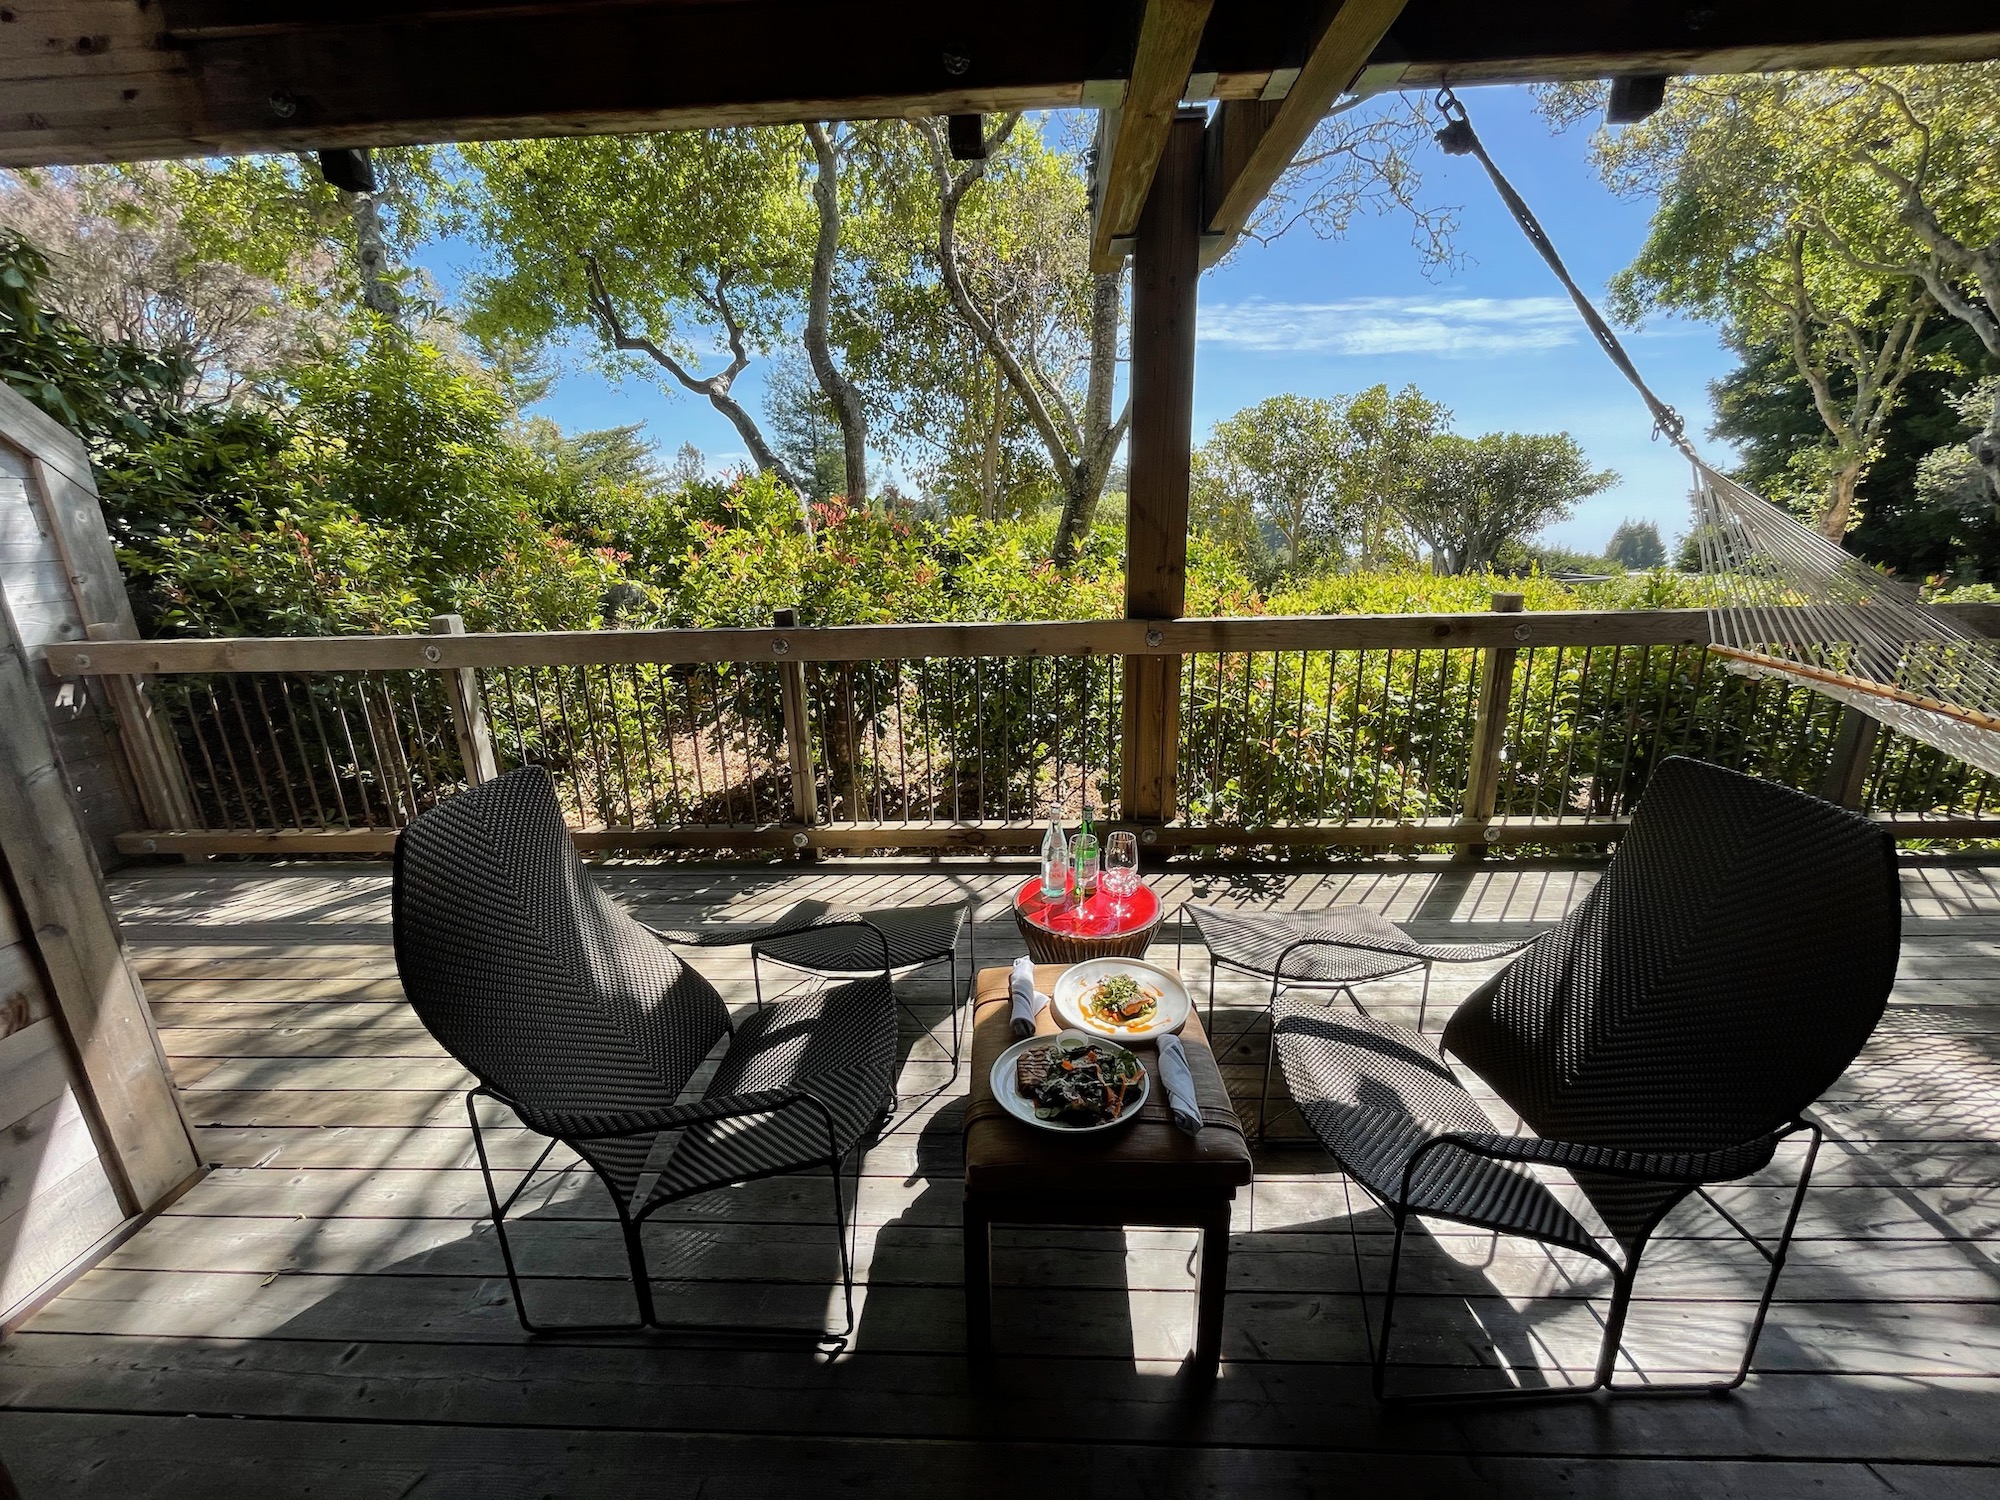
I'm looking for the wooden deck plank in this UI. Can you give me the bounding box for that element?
[8,1410,1996,1500]
[2,858,1996,1493]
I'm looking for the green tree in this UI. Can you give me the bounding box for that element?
[847,118,1080,524]
[1335,383,1453,566]
[0,167,334,404]
[123,150,442,323]
[765,352,848,503]
[1550,66,2000,539]
[1192,385,1451,581]
[1193,395,1362,578]
[916,115,1122,560]
[1398,432,1616,575]
[454,128,823,507]
[0,233,190,451]
[1713,321,2000,579]
[1605,518,1667,570]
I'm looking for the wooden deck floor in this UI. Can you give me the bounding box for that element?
[4,857,2000,1497]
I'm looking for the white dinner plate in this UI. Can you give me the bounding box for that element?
[1052,958,1193,1040]
[988,1030,1150,1134]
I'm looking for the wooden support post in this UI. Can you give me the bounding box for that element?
[1120,109,1204,825]
[83,623,200,832]
[774,609,820,854]
[1818,705,1881,810]
[428,614,498,786]
[1457,592,1526,859]
[0,589,199,1212]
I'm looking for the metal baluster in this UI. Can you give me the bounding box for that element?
[201,682,259,828]
[185,683,236,828]
[273,676,332,828]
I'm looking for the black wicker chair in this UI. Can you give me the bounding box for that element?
[393,765,898,1341]
[1272,756,1899,1401]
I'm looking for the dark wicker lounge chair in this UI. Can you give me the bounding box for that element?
[393,765,898,1340]
[1272,756,1899,1400]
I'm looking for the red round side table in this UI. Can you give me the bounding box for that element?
[1012,875,1163,963]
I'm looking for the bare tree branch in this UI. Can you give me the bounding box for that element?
[581,252,804,497]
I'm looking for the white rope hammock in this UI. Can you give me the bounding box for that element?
[1693,463,2000,777]
[1438,88,2000,780]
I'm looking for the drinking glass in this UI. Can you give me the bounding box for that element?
[1103,831,1140,915]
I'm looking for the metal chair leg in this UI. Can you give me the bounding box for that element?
[1256,971,1283,1143]
[1604,1124,1824,1396]
[1725,1123,1822,1387]
[826,1150,856,1337]
[943,951,963,1075]
[621,1215,660,1325]
[1418,962,1434,1033]
[1369,1201,1616,1405]
[467,1091,646,1335]
[1370,1205,1409,1401]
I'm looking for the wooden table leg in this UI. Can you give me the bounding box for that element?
[963,1193,993,1358]
[1192,1196,1233,1380]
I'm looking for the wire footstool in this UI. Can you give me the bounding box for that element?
[1181,901,1541,1141]
[752,901,972,1083]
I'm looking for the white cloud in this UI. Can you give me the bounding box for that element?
[1197,295,1581,358]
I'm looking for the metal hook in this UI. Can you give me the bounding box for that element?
[1431,87,1474,154]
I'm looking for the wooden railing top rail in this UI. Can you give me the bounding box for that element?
[42,601,2000,677]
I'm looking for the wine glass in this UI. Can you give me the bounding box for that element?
[1103,831,1140,916]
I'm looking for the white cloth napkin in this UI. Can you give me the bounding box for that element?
[1156,1032,1203,1137]
[1009,955,1050,1039]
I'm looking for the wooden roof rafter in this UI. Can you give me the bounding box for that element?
[1086,0,1215,274]
[1197,0,1408,268]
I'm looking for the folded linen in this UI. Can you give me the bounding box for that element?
[1009,955,1050,1039]
[1156,1032,1203,1136]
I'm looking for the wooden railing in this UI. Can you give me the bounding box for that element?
[43,603,2000,857]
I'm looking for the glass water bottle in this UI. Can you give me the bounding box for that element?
[1039,815,1069,902]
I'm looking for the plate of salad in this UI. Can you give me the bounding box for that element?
[989,1030,1150,1133]
[1052,958,1192,1039]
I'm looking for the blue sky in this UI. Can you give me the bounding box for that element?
[423,85,1737,556]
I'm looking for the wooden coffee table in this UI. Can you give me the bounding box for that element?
[963,963,1253,1380]
[1011,876,1164,963]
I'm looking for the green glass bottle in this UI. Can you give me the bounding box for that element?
[1072,802,1100,902]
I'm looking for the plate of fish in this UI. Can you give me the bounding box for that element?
[1052,958,1192,1039]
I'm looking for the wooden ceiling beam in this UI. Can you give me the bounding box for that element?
[1199,0,1410,264]
[1370,3,2000,90]
[2,3,1999,169]
[1087,0,1215,274]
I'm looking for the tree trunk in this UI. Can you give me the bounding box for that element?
[1975,385,2000,509]
[579,251,810,523]
[927,117,1129,567]
[1822,458,1865,541]
[979,366,1002,521]
[1052,271,1126,566]
[803,123,868,502]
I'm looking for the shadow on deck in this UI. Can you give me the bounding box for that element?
[3,859,1999,1496]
